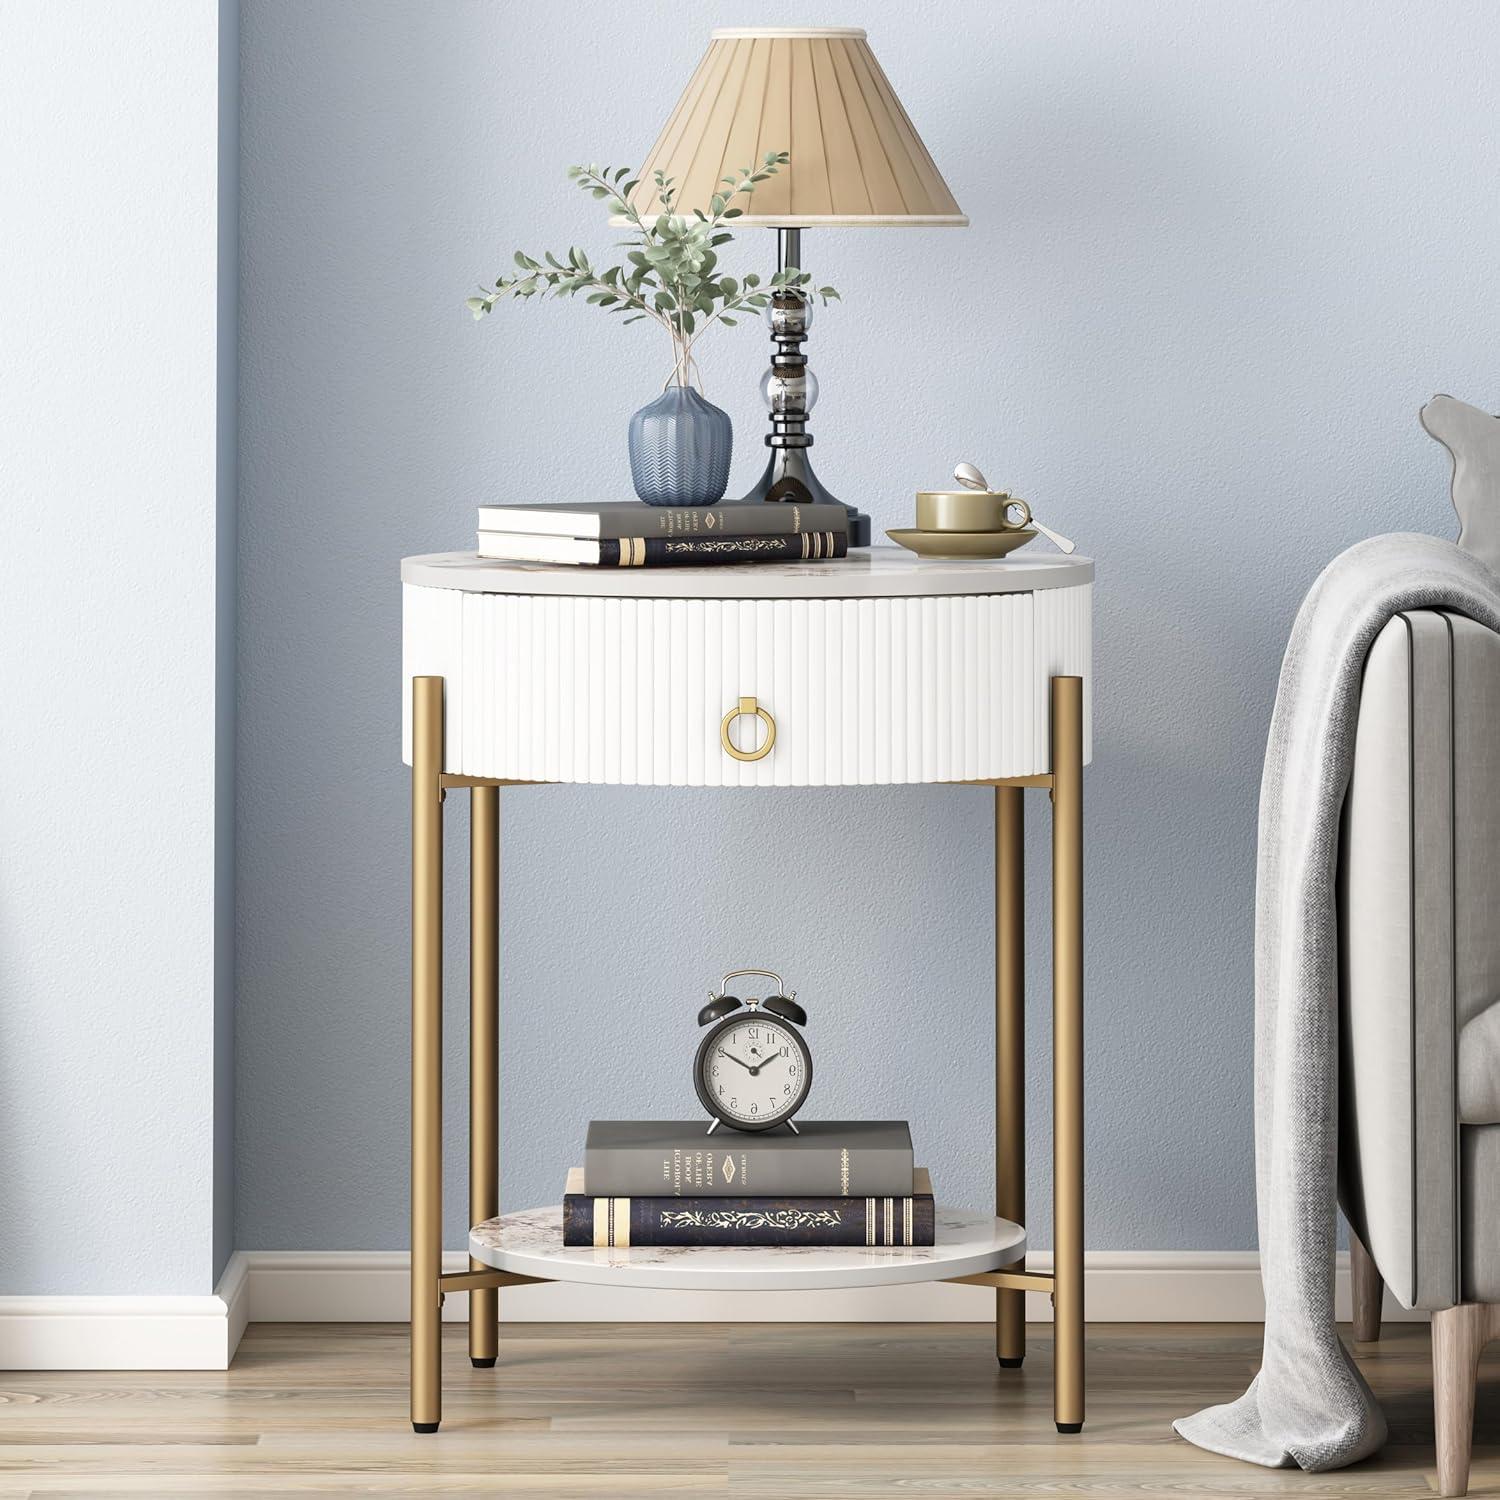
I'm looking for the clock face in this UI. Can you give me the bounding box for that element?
[694,1013,812,1131]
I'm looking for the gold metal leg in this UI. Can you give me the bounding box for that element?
[1051,675,1085,1433]
[411,677,444,1433]
[469,784,500,1367]
[995,786,1026,1368]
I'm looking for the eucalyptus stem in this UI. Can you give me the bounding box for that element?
[467,150,840,395]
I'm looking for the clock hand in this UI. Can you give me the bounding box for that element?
[722,1052,757,1072]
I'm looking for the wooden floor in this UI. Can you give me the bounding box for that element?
[0,1321,1494,1496]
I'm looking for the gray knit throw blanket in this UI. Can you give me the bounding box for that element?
[1175,533,1500,1471]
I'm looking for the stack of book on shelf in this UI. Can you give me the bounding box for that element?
[563,1121,934,1247]
[477,500,849,569]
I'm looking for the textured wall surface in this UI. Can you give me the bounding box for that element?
[237,0,1500,1252]
[0,1,231,1294]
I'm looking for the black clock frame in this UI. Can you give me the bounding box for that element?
[693,1010,813,1132]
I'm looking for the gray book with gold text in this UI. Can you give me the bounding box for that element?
[584,1120,914,1197]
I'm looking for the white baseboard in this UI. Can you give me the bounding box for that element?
[243,1248,1429,1327]
[0,1251,250,1370]
[0,1249,1425,1371]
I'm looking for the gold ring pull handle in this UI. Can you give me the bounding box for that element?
[721,696,776,762]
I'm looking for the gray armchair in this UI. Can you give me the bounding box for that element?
[1339,606,1500,1496]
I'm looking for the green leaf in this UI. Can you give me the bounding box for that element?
[654,289,677,311]
[710,232,732,246]
[720,315,737,326]
[723,207,742,218]
[719,276,737,297]
[681,310,695,334]
[744,273,761,288]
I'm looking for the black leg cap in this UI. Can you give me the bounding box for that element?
[998,1356,1024,1369]
[1056,1421,1083,1434]
[471,1356,497,1368]
[413,1421,440,1434]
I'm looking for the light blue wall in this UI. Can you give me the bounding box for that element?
[236,0,1500,1253]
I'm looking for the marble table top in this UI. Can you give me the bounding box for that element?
[403,546,1093,600]
[468,1204,1026,1291]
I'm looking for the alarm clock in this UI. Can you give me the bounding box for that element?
[694,968,812,1134]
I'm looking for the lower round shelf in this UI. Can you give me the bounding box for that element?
[468,1205,1025,1292]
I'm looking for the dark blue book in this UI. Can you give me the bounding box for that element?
[477,529,847,566]
[561,1167,934,1247]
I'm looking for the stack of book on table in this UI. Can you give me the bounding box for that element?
[564,1120,934,1247]
[477,500,849,568]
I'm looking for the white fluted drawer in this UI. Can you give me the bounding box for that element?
[401,552,1091,786]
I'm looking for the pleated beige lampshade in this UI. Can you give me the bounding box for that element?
[622,27,967,228]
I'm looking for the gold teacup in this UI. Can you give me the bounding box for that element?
[916,489,1032,532]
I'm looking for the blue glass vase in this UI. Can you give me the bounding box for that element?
[628,386,733,506]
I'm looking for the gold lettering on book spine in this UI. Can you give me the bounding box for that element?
[658,1208,842,1230]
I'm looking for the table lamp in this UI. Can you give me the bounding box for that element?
[621,27,967,546]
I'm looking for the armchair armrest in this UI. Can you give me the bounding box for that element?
[1339,611,1459,1311]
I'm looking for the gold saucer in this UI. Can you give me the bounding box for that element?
[886,527,1037,559]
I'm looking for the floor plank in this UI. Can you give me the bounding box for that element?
[0,1321,1492,1496]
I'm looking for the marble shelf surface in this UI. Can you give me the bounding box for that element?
[468,1205,1026,1291]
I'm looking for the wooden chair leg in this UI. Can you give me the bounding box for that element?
[1432,1303,1500,1497]
[1350,1228,1383,1343]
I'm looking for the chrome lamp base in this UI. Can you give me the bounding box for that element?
[739,451,871,548]
[738,228,871,548]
